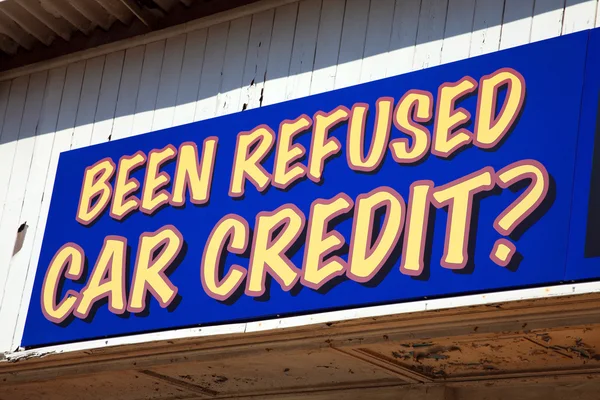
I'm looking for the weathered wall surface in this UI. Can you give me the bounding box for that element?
[0,0,598,355]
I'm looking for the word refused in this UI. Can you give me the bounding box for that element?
[75,68,525,225]
[41,160,549,324]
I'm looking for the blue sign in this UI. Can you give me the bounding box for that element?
[22,28,600,348]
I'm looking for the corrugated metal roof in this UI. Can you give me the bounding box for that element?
[0,0,189,54]
[0,0,259,73]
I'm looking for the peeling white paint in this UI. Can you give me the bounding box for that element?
[4,281,600,362]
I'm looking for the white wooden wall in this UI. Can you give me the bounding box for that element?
[0,0,598,355]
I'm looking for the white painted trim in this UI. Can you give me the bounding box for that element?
[6,281,600,361]
[0,0,300,82]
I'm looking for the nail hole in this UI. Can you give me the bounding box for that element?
[13,223,28,256]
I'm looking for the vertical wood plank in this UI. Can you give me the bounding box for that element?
[530,0,566,42]
[131,40,166,136]
[360,0,395,83]
[217,16,252,116]
[152,35,186,131]
[172,29,207,127]
[285,0,321,100]
[194,22,230,121]
[262,3,298,105]
[52,62,86,147]
[0,67,66,350]
[0,77,29,230]
[0,71,47,315]
[0,81,11,141]
[386,0,422,77]
[90,51,124,145]
[335,0,370,89]
[241,9,275,109]
[499,0,535,49]
[469,0,505,57]
[441,0,476,64]
[70,56,105,149]
[562,0,597,33]
[8,62,85,351]
[413,0,449,69]
[309,0,345,95]
[111,46,145,141]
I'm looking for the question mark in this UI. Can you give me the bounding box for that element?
[490,160,550,267]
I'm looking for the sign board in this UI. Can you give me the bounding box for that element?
[21,28,600,348]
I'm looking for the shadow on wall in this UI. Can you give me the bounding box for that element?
[0,0,590,144]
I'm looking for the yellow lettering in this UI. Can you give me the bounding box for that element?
[308,107,349,183]
[76,158,115,225]
[433,77,478,158]
[74,236,127,318]
[494,160,549,235]
[41,244,84,324]
[110,152,145,220]
[201,215,249,301]
[348,187,405,282]
[140,145,177,215]
[229,126,275,197]
[400,181,434,276]
[246,205,305,296]
[475,68,526,149]
[302,194,353,289]
[273,116,311,189]
[347,98,393,172]
[431,167,495,269]
[171,138,218,206]
[390,90,433,164]
[128,225,182,313]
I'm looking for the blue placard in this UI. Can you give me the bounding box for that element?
[22,29,600,348]
[567,27,600,281]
